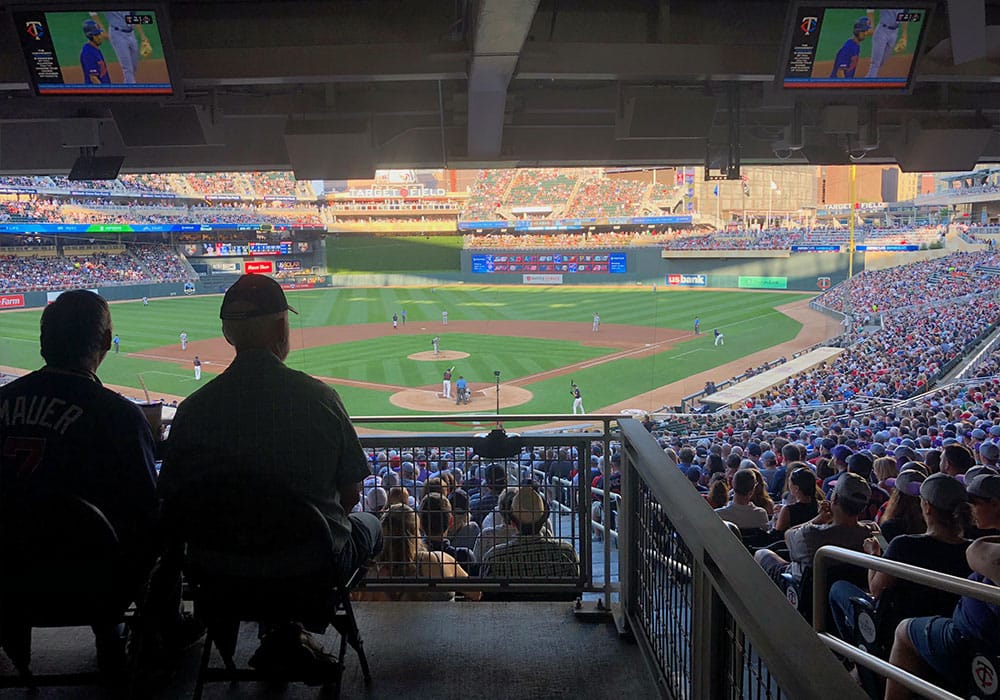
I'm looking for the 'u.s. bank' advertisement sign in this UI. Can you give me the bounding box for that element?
[667,274,707,287]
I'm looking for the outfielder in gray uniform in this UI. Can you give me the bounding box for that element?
[865,9,906,78]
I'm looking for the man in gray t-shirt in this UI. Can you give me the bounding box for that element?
[754,472,877,582]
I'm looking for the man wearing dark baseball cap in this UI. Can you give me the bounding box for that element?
[884,471,1000,697]
[218,272,298,320]
[160,273,381,677]
[755,472,877,584]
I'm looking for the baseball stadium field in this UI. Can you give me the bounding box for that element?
[0,286,830,430]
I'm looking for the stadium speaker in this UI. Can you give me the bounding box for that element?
[110,105,224,147]
[68,155,125,181]
[283,118,375,179]
[615,93,717,140]
[59,118,102,148]
[892,117,993,172]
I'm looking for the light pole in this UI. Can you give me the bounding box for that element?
[493,370,501,425]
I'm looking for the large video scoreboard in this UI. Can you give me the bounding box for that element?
[471,252,626,274]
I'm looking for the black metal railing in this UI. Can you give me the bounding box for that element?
[617,419,867,700]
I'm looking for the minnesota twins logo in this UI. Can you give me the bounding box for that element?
[25,20,44,40]
[800,16,818,36]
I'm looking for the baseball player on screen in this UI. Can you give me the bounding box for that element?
[88,11,152,84]
[80,19,111,85]
[831,17,872,79]
[865,9,907,78]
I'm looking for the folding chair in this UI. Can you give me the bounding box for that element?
[0,493,138,689]
[164,474,371,700]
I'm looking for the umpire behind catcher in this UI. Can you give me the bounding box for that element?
[159,276,383,623]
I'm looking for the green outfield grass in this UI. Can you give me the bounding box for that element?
[1,287,812,420]
[326,234,462,272]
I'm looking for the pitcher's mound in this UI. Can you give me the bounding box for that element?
[408,350,469,361]
[391,384,533,411]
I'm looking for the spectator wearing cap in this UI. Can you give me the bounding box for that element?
[399,462,423,501]
[447,488,481,551]
[829,473,972,645]
[160,274,382,671]
[364,487,388,514]
[821,444,853,493]
[884,533,1000,698]
[714,469,769,530]
[754,473,879,585]
[879,469,930,543]
[759,450,778,490]
[968,473,1000,538]
[941,443,975,478]
[772,465,823,533]
[479,486,579,578]
[470,463,509,526]
[978,441,1000,470]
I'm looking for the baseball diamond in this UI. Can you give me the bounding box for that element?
[0,286,833,431]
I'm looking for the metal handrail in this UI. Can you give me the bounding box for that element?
[813,545,1000,700]
[353,414,619,608]
[617,420,867,699]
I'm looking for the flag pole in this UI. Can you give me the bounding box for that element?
[849,164,856,279]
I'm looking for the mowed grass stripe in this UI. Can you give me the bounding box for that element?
[288,334,613,385]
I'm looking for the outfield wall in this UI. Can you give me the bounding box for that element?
[459,248,865,291]
[1,278,330,311]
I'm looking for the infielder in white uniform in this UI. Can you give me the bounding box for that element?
[592,312,600,332]
[89,11,150,84]
[179,330,188,350]
[865,9,906,78]
[571,383,585,414]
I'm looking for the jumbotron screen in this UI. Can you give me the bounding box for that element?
[781,5,929,90]
[182,241,298,257]
[471,253,626,274]
[13,7,175,96]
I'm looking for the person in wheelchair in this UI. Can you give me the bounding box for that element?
[828,472,972,646]
[884,475,1000,699]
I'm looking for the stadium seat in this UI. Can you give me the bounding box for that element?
[0,493,140,689]
[163,474,371,700]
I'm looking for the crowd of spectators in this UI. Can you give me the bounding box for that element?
[566,176,649,217]
[462,228,685,249]
[128,243,195,282]
[0,199,61,222]
[0,243,195,292]
[460,169,517,220]
[506,168,581,210]
[816,250,1000,314]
